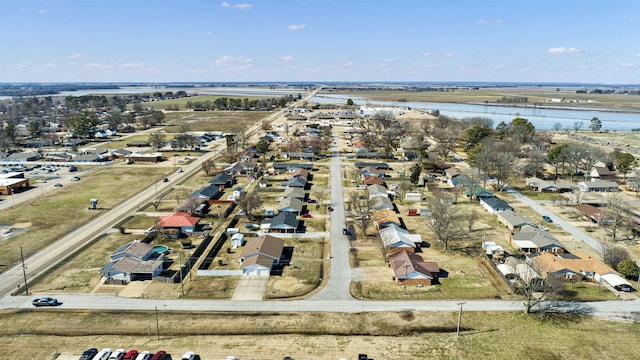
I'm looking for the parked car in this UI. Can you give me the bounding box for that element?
[32,297,61,307]
[92,348,112,360]
[301,213,312,218]
[356,185,367,190]
[79,348,98,360]
[327,206,334,212]
[150,351,166,360]
[306,199,317,203]
[109,349,126,360]
[69,166,78,172]
[542,215,553,223]
[134,352,152,360]
[358,354,368,360]
[123,350,139,360]
[162,177,169,182]
[181,352,196,360]
[54,183,63,187]
[70,176,81,181]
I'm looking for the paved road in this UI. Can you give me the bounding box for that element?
[506,188,604,253]
[309,131,354,301]
[3,293,639,322]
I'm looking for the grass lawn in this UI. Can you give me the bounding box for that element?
[123,214,159,230]
[163,110,270,133]
[266,236,325,298]
[1,309,638,360]
[0,166,168,272]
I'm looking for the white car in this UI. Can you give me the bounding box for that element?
[134,351,151,360]
[181,352,196,360]
[108,349,126,360]
[356,185,367,190]
[92,349,112,360]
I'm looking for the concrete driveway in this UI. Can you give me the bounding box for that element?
[231,275,269,300]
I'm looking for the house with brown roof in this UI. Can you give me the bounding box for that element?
[240,235,285,275]
[530,251,616,282]
[372,208,401,230]
[291,168,310,179]
[590,166,614,181]
[575,204,612,224]
[363,176,384,186]
[389,250,439,286]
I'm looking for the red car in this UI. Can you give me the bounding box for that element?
[150,351,167,360]
[123,350,138,360]
[301,213,312,218]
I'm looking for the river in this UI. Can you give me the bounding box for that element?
[310,94,640,131]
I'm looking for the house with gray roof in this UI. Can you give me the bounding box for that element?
[497,210,535,232]
[278,197,304,215]
[268,212,299,233]
[480,197,513,215]
[578,181,618,192]
[511,229,566,254]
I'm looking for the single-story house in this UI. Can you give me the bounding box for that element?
[578,181,618,192]
[355,161,390,170]
[371,196,394,211]
[368,184,389,199]
[156,212,201,235]
[110,240,154,261]
[268,212,299,233]
[372,208,401,230]
[530,252,616,282]
[389,250,439,286]
[363,176,385,186]
[463,185,494,200]
[444,168,463,179]
[480,197,513,215]
[575,204,612,224]
[379,224,421,254]
[600,273,634,292]
[209,173,234,189]
[192,185,221,200]
[278,197,304,215]
[0,178,30,195]
[223,161,258,176]
[282,186,306,199]
[590,166,614,181]
[526,177,573,193]
[449,174,476,188]
[283,177,308,189]
[291,168,310,179]
[511,229,566,254]
[497,210,535,233]
[125,153,164,163]
[240,234,285,275]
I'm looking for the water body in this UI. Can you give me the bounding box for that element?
[310,94,640,131]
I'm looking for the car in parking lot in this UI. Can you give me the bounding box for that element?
[134,351,152,360]
[32,297,61,307]
[79,348,98,360]
[109,349,126,360]
[70,176,81,181]
[542,215,553,223]
[123,350,139,360]
[181,352,196,360]
[150,350,167,360]
[92,348,112,360]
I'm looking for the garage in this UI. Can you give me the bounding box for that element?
[241,256,272,276]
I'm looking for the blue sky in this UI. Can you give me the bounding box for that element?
[1,0,639,83]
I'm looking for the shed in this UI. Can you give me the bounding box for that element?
[231,233,245,249]
[407,209,418,216]
[405,193,422,201]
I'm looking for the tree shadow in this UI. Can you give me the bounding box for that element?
[534,300,593,324]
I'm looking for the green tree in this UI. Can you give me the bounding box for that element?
[409,163,421,184]
[460,125,492,150]
[509,117,535,144]
[67,113,97,139]
[615,152,636,179]
[346,98,354,106]
[617,259,640,280]
[547,143,569,179]
[589,117,602,132]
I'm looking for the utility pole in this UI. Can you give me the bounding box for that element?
[20,247,29,295]
[404,263,410,296]
[179,252,184,297]
[456,302,466,336]
[155,306,160,340]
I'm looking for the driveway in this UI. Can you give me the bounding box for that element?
[231,275,269,300]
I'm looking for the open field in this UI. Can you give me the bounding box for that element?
[133,95,264,110]
[326,87,640,111]
[163,110,270,133]
[0,166,169,272]
[0,309,638,360]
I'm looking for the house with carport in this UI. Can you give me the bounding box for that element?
[497,210,535,233]
[480,197,513,215]
[378,224,421,255]
[510,229,566,254]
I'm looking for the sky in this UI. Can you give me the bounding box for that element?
[1,0,639,84]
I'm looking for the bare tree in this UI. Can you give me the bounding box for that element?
[148,131,166,151]
[603,193,630,242]
[346,191,374,237]
[601,241,630,269]
[236,189,263,220]
[201,159,217,176]
[425,190,468,250]
[520,264,566,314]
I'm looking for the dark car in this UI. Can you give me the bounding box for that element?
[79,348,98,360]
[306,199,317,203]
[150,351,167,360]
[163,177,169,182]
[327,206,334,212]
[32,297,61,307]
[54,183,63,187]
[542,215,553,223]
[358,354,368,360]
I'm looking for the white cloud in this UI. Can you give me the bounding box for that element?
[424,52,453,57]
[279,55,295,63]
[37,8,48,14]
[547,47,581,56]
[221,2,252,10]
[214,56,253,72]
[477,19,502,25]
[287,24,305,31]
[344,61,353,67]
[622,62,636,68]
[67,53,85,60]
[120,62,145,68]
